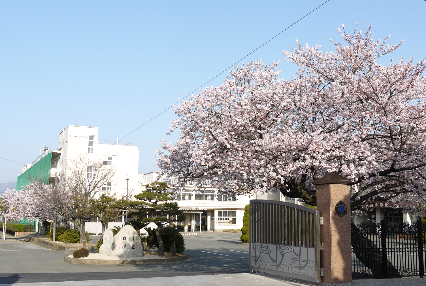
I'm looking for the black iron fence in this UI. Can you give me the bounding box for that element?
[352,220,425,278]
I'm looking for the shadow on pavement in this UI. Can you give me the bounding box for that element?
[254,272,318,286]
[217,239,244,244]
[0,273,20,284]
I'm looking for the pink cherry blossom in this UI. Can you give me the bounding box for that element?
[158,25,426,211]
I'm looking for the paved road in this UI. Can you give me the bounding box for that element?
[1,233,423,286]
[0,232,313,285]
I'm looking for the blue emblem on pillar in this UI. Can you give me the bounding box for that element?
[334,200,347,217]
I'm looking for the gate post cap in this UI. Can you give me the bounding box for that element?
[313,172,351,185]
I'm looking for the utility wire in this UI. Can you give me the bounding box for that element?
[1,0,331,166]
[0,157,24,165]
[118,0,331,142]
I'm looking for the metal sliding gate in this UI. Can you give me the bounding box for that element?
[249,200,321,283]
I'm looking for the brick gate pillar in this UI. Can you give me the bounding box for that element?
[313,172,352,283]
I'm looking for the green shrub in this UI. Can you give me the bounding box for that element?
[49,226,66,240]
[73,248,89,258]
[148,227,185,254]
[3,223,34,233]
[57,229,91,243]
[96,238,103,252]
[240,205,249,243]
[16,224,24,232]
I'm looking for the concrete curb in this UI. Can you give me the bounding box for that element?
[64,254,190,265]
[30,236,97,252]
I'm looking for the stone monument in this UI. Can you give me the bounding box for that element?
[111,225,144,258]
[99,229,114,255]
[98,225,144,258]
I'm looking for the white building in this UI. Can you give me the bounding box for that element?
[18,125,140,199]
[138,172,288,232]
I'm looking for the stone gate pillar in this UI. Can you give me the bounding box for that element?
[313,172,352,283]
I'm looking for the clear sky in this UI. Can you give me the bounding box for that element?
[1,0,425,184]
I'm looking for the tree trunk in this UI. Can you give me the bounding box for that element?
[53,210,57,241]
[351,222,401,278]
[2,218,6,240]
[156,227,164,256]
[80,219,87,249]
[170,241,176,256]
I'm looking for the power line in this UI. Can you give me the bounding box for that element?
[1,0,331,167]
[0,157,24,165]
[118,0,331,142]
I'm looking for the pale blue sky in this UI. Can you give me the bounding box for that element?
[1,0,425,184]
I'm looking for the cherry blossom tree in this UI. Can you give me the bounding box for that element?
[1,188,35,220]
[0,188,35,240]
[158,24,426,212]
[24,182,73,222]
[24,181,74,240]
[0,183,72,240]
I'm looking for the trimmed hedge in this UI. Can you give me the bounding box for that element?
[0,223,34,233]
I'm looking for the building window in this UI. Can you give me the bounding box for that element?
[218,210,237,224]
[102,182,112,191]
[217,194,236,201]
[88,135,94,153]
[194,190,215,201]
[384,209,403,226]
[180,191,193,201]
[87,166,93,179]
[103,156,113,165]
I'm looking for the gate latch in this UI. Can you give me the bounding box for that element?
[320,268,324,277]
[319,217,324,225]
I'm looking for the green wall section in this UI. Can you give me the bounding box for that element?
[16,152,52,190]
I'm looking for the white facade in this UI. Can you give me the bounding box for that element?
[23,125,140,199]
[139,172,288,232]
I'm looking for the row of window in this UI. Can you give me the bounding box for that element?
[87,165,111,191]
[87,135,113,191]
[86,156,113,179]
[218,210,237,224]
[87,136,114,167]
[177,190,236,201]
[88,135,95,153]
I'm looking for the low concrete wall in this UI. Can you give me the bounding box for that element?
[13,232,34,237]
[30,237,96,252]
